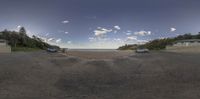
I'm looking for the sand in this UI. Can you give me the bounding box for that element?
[0,51,200,99]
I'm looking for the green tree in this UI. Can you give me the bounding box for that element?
[10,32,19,47]
[19,27,26,36]
[19,27,28,46]
[197,32,200,39]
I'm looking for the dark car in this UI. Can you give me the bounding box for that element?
[47,48,58,53]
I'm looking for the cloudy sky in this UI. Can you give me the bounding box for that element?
[0,0,200,49]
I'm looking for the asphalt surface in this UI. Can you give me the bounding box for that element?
[0,51,200,99]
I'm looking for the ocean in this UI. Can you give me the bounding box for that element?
[67,49,118,52]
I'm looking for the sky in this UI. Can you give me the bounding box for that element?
[0,0,200,49]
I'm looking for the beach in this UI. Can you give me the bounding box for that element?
[0,51,200,99]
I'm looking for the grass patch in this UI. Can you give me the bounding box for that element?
[11,47,42,52]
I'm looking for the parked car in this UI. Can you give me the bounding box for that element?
[135,48,149,53]
[47,48,58,53]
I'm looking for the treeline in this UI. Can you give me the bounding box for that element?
[118,44,138,50]
[118,32,200,50]
[0,27,59,50]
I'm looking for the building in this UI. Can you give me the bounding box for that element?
[173,39,200,47]
[0,39,11,53]
[166,39,200,52]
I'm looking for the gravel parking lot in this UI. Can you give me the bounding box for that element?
[0,51,200,99]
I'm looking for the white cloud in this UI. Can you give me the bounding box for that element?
[36,36,47,42]
[62,20,69,24]
[97,27,102,29]
[56,38,62,43]
[47,38,54,42]
[85,37,126,49]
[160,37,167,39]
[125,30,132,35]
[94,27,112,37]
[127,30,132,32]
[58,30,69,34]
[134,30,151,36]
[45,33,49,36]
[114,26,121,30]
[125,35,149,44]
[89,37,110,42]
[113,38,125,44]
[113,38,123,42]
[113,38,121,41]
[126,36,137,41]
[67,41,72,44]
[137,40,149,44]
[17,25,22,29]
[15,25,22,31]
[170,28,176,32]
[114,30,118,34]
[89,37,96,42]
[26,30,34,37]
[126,33,132,35]
[65,32,69,34]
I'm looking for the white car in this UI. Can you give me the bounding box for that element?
[135,48,149,53]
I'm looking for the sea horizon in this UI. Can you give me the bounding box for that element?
[67,48,118,52]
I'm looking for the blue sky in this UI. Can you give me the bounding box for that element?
[0,0,200,49]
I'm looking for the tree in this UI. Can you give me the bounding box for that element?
[183,33,192,39]
[19,27,28,46]
[19,27,26,36]
[197,32,200,39]
[0,28,58,50]
[10,32,19,47]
